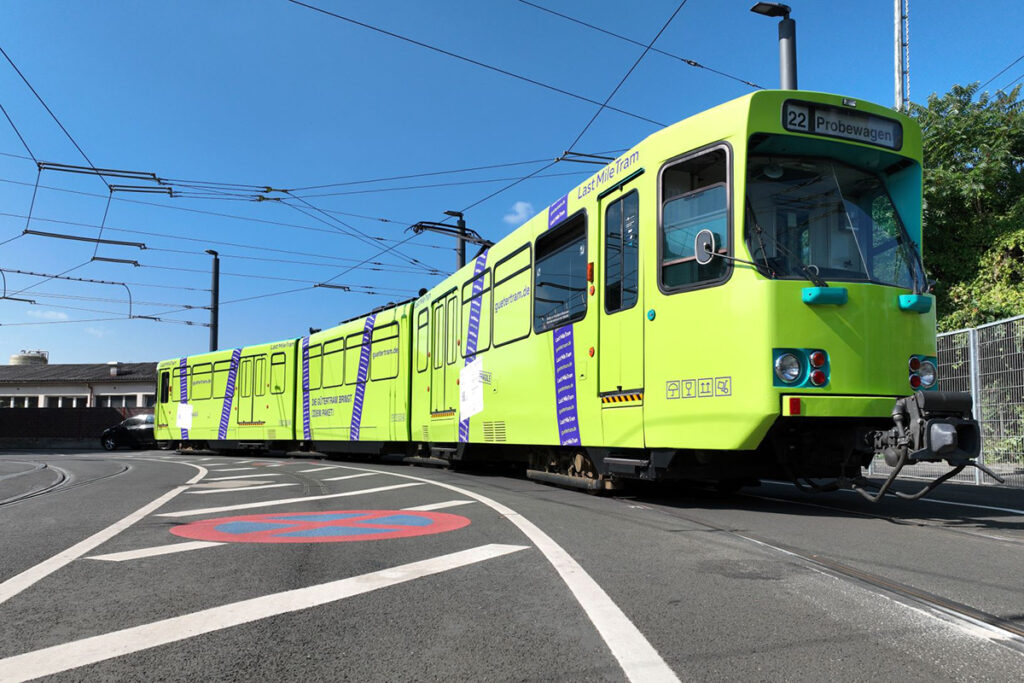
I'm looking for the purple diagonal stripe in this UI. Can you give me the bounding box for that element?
[553,324,581,446]
[349,314,377,440]
[178,356,189,440]
[301,337,311,440]
[459,251,489,442]
[217,348,242,440]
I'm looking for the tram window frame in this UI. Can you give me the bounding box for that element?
[171,367,186,402]
[416,308,429,373]
[270,352,287,394]
[212,360,231,399]
[370,321,400,381]
[159,371,170,404]
[239,358,252,398]
[460,268,492,358]
[190,362,212,401]
[307,343,323,391]
[446,297,458,366]
[657,143,734,294]
[604,190,640,314]
[344,332,363,385]
[533,211,589,334]
[323,337,345,388]
[255,355,267,397]
[492,243,533,348]
[432,300,446,369]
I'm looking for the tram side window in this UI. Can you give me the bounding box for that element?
[255,356,266,396]
[191,363,212,401]
[371,322,400,381]
[461,269,492,357]
[323,338,344,388]
[416,309,429,373]
[344,333,363,385]
[159,371,170,404]
[605,191,639,313]
[212,360,230,399]
[534,214,588,333]
[308,344,322,390]
[270,352,287,394]
[661,148,731,289]
[446,298,458,365]
[432,302,445,369]
[493,244,532,347]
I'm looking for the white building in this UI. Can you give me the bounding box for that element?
[0,361,156,408]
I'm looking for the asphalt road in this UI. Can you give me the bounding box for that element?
[1,449,1024,682]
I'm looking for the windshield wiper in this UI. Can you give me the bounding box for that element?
[745,198,829,288]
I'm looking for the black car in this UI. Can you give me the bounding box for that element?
[101,414,156,450]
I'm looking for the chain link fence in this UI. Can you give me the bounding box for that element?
[870,314,1024,487]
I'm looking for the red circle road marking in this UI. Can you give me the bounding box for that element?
[170,510,471,543]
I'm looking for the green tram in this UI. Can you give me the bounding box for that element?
[156,90,992,501]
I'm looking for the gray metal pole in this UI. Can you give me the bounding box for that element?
[778,17,797,90]
[206,249,219,352]
[456,215,467,270]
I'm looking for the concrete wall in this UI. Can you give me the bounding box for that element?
[0,407,150,449]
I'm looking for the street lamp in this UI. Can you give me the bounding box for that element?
[750,3,797,90]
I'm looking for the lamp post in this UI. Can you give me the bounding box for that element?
[205,249,219,352]
[750,2,797,90]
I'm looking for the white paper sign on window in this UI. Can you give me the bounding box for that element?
[459,357,484,420]
[177,402,194,430]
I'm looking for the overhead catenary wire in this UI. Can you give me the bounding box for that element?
[453,2,686,216]
[0,266,210,292]
[0,43,110,189]
[980,52,1024,90]
[566,0,688,153]
[286,0,665,128]
[516,0,762,90]
[0,211,453,269]
[0,176,453,251]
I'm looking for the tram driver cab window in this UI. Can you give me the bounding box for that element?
[660,147,730,290]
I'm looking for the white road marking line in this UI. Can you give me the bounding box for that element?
[186,482,300,495]
[87,541,225,562]
[404,500,475,511]
[0,462,208,606]
[204,473,282,481]
[321,465,680,683]
[298,466,342,473]
[203,467,254,473]
[156,482,424,518]
[0,543,527,682]
[322,472,379,482]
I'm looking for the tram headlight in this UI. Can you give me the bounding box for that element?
[774,353,802,384]
[918,360,937,388]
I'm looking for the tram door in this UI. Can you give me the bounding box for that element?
[599,189,644,447]
[237,357,254,425]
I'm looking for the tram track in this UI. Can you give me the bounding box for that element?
[615,492,1024,653]
[0,459,131,508]
[739,490,1024,549]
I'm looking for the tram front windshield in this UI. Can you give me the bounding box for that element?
[745,155,923,290]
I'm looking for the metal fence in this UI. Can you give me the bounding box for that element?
[870,314,1024,487]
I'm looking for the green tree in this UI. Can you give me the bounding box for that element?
[910,83,1024,329]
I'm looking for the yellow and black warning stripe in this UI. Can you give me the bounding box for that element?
[601,392,644,404]
[430,409,457,418]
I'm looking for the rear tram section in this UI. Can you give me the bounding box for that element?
[155,89,986,501]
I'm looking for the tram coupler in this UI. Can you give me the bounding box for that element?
[855,391,999,503]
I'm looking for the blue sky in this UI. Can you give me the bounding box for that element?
[0,0,1020,363]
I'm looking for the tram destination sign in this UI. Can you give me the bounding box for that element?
[782,100,902,151]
